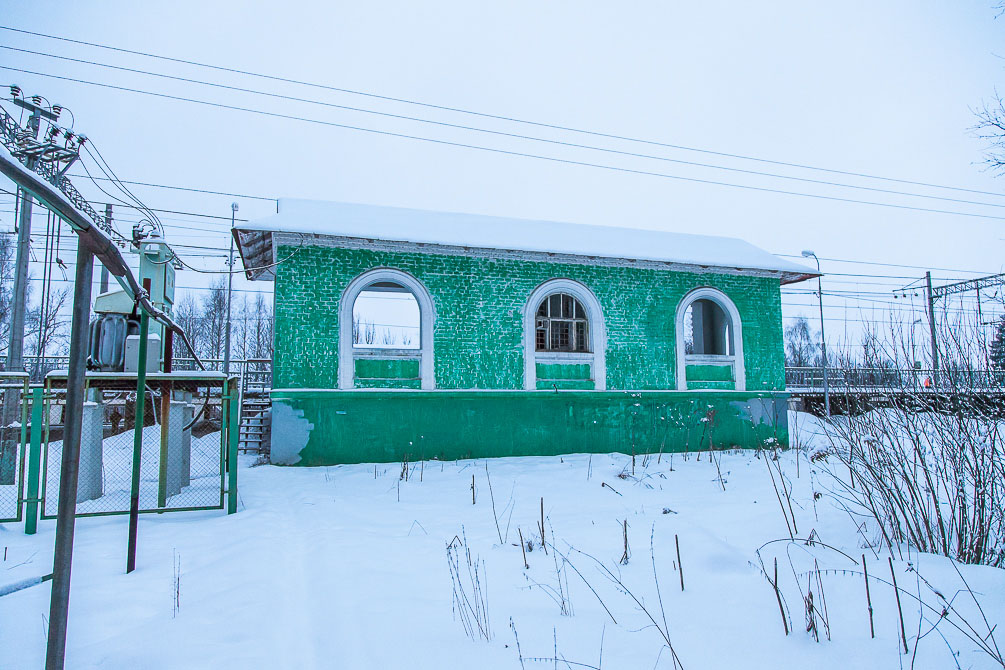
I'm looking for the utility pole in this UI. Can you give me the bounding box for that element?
[0,101,206,670]
[802,250,830,416]
[1,91,61,485]
[99,203,112,294]
[925,271,939,387]
[45,240,93,670]
[223,202,237,376]
[923,270,1005,387]
[8,96,59,374]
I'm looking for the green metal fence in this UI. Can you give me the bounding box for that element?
[0,374,29,523]
[37,373,238,520]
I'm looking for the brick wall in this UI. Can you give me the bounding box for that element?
[272,243,786,392]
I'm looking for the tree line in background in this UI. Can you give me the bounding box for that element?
[4,225,1005,373]
[0,233,274,369]
[171,277,273,363]
[0,232,74,370]
[786,308,1005,374]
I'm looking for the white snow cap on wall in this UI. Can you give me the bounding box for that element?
[237,199,816,282]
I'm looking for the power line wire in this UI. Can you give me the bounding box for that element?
[7,64,1005,223]
[65,173,276,202]
[774,253,995,274]
[3,25,1003,200]
[6,43,1005,211]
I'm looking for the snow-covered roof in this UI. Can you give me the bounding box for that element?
[234,199,816,284]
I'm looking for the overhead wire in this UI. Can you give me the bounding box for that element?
[6,64,1005,223]
[65,173,276,202]
[5,43,1005,211]
[774,253,995,275]
[2,25,1003,199]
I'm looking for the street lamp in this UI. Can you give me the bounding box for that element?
[223,202,238,376]
[802,250,830,416]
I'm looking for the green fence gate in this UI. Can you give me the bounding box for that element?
[0,374,29,523]
[34,372,239,521]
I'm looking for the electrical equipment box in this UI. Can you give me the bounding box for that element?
[137,236,175,345]
[124,333,161,373]
[86,232,178,373]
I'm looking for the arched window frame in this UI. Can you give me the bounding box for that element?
[524,279,606,390]
[675,287,745,391]
[338,268,436,390]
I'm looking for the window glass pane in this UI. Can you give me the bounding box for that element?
[562,294,574,318]
[684,304,694,354]
[575,321,588,352]
[535,292,594,353]
[551,321,571,350]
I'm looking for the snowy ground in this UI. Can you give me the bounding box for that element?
[0,412,1002,669]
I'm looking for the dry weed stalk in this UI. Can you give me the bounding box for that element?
[619,520,630,566]
[538,497,548,555]
[447,530,492,641]
[820,313,1004,568]
[172,549,181,619]
[484,463,504,544]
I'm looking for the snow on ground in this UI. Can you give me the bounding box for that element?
[0,412,1002,669]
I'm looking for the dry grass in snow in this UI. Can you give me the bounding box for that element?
[0,411,1002,669]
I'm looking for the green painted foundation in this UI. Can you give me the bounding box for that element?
[269,389,788,465]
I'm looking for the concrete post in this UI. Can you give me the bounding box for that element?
[76,399,104,503]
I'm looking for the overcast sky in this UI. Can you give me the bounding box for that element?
[1,1,1003,354]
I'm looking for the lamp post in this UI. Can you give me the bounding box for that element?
[223,203,237,376]
[802,250,830,416]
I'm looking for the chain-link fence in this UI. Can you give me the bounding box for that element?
[0,374,29,522]
[40,373,235,518]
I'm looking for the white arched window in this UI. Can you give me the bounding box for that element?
[338,269,435,390]
[675,288,745,391]
[524,279,606,390]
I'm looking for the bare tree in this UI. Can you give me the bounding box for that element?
[784,316,818,367]
[26,286,70,376]
[233,294,250,361]
[200,277,228,360]
[0,233,15,359]
[819,308,1005,567]
[172,292,203,362]
[250,293,273,359]
[971,94,1005,175]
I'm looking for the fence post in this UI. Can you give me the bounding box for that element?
[227,376,239,514]
[157,381,169,510]
[24,386,43,535]
[126,305,150,574]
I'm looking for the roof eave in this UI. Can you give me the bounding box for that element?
[233,228,821,285]
[779,271,822,286]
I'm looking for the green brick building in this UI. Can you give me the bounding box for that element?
[234,200,815,465]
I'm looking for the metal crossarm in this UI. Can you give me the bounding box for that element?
[931,272,1005,300]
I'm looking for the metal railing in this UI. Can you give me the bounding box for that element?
[17,356,271,384]
[785,366,1003,391]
